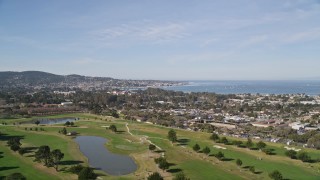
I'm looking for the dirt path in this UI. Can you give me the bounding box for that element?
[125,123,164,155]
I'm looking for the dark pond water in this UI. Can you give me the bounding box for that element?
[23,117,77,125]
[74,136,137,175]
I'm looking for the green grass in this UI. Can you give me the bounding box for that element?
[1,113,320,180]
[0,143,58,179]
[179,160,243,180]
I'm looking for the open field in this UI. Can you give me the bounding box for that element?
[1,113,320,179]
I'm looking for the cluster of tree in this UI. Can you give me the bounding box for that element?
[210,133,271,154]
[64,121,75,126]
[24,127,45,131]
[147,171,190,180]
[192,143,211,156]
[108,124,117,132]
[58,127,68,135]
[269,170,284,180]
[34,145,64,171]
[69,165,97,180]
[7,137,21,152]
[102,109,120,118]
[285,150,312,162]
[288,130,319,144]
[154,157,170,172]
[147,172,163,180]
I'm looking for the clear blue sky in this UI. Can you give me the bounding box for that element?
[1,0,320,80]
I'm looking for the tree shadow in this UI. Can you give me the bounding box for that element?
[155,150,166,153]
[254,171,263,174]
[243,166,251,169]
[222,158,234,161]
[308,159,320,163]
[264,148,276,155]
[177,138,190,146]
[23,147,38,154]
[168,163,176,167]
[237,145,246,148]
[94,172,106,177]
[0,133,25,142]
[0,152,3,159]
[116,130,126,134]
[60,160,84,166]
[0,166,19,171]
[167,168,182,173]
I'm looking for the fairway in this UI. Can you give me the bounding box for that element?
[0,113,320,180]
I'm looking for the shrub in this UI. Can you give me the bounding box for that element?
[147,172,163,180]
[269,170,283,180]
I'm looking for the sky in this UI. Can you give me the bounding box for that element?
[0,0,320,80]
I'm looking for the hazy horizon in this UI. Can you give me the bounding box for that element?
[2,70,320,82]
[1,1,320,80]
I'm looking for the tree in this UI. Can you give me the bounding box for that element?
[256,141,266,150]
[10,144,21,151]
[154,157,166,164]
[246,138,254,149]
[202,146,211,155]
[35,120,40,126]
[147,172,163,180]
[236,159,242,167]
[297,152,311,162]
[61,127,67,135]
[7,137,21,147]
[262,148,274,155]
[158,159,169,172]
[65,121,71,126]
[233,140,243,147]
[215,151,224,160]
[18,148,27,155]
[69,165,84,174]
[193,143,200,152]
[220,137,228,144]
[210,133,220,142]
[269,170,283,180]
[51,149,64,171]
[7,137,21,152]
[5,172,26,180]
[285,150,297,159]
[168,129,177,143]
[173,172,190,180]
[109,124,117,132]
[307,134,320,149]
[78,167,96,180]
[149,144,156,151]
[35,145,51,166]
[249,166,255,173]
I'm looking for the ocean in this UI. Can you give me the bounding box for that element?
[162,80,320,96]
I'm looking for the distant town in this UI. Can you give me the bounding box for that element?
[1,71,319,150]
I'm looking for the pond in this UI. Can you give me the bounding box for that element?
[74,136,137,175]
[23,117,77,125]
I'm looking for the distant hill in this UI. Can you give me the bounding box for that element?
[0,71,181,91]
[0,71,64,85]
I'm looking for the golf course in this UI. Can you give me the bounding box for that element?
[1,113,319,180]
